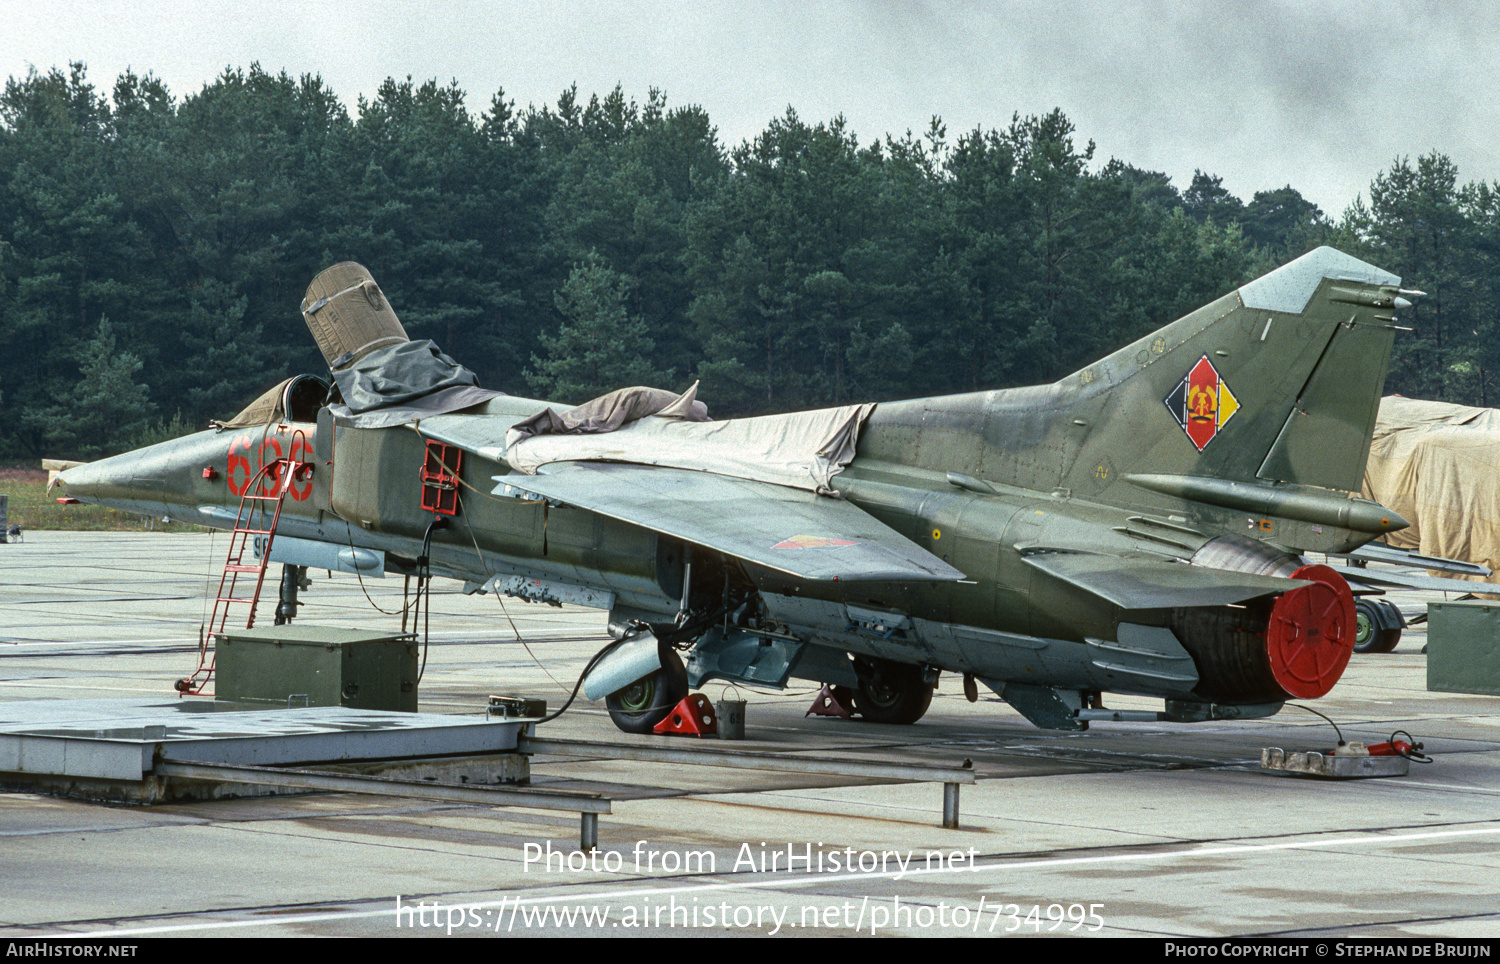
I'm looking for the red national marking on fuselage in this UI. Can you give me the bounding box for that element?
[1185,356,1221,451]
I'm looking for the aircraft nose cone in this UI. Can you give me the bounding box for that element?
[55,459,111,502]
[56,450,149,501]
[1348,502,1410,533]
[52,430,220,513]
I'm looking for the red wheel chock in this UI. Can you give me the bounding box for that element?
[652,694,718,736]
[806,684,856,719]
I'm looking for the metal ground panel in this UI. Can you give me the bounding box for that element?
[0,698,523,781]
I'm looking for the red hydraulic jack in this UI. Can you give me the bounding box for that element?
[652,694,718,736]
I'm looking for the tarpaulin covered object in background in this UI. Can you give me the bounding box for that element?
[1363,395,1500,586]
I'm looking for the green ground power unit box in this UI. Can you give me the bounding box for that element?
[1426,600,1500,697]
[215,625,419,711]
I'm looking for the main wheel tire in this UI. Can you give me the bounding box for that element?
[1353,599,1381,653]
[606,650,688,734]
[851,657,933,725]
[1354,599,1404,654]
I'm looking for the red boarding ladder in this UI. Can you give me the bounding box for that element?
[177,444,312,696]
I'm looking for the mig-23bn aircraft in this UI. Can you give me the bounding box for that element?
[56,248,1443,733]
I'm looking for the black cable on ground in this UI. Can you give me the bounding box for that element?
[1286,702,1346,746]
[533,635,637,725]
[343,519,407,617]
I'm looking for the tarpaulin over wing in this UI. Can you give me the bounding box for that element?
[501,400,874,494]
[506,382,710,443]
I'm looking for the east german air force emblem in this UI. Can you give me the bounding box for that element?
[1164,355,1240,451]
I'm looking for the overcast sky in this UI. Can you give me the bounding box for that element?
[2,0,1494,216]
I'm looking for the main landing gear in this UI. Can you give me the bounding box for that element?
[602,650,937,733]
[605,650,689,734]
[850,656,934,725]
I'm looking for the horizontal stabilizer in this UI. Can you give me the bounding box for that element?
[1023,551,1309,610]
[1334,566,1493,596]
[493,463,965,583]
[1331,543,1491,578]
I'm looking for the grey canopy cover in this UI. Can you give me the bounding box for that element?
[329,339,502,428]
[213,377,295,430]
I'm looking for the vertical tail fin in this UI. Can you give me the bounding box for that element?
[1069,247,1407,496]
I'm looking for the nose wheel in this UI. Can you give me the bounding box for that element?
[606,650,689,733]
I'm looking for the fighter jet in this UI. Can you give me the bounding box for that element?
[56,248,1438,732]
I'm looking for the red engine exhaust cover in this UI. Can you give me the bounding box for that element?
[1265,564,1356,699]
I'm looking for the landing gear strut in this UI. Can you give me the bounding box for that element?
[274,564,309,625]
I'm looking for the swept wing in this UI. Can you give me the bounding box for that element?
[493,462,964,583]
